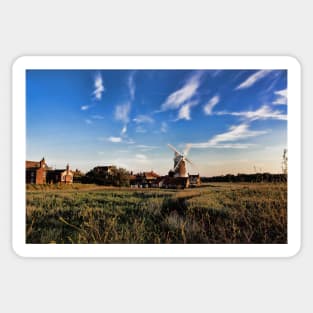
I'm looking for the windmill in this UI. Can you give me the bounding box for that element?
[167,144,193,178]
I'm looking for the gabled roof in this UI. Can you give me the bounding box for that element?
[26,161,40,169]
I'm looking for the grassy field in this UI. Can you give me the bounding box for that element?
[26,182,287,244]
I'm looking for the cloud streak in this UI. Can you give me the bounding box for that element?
[108,136,122,143]
[235,70,272,90]
[115,102,131,124]
[81,105,91,111]
[161,72,202,111]
[128,72,136,101]
[216,105,287,121]
[189,123,267,149]
[203,95,219,115]
[133,115,154,124]
[273,89,287,105]
[93,72,105,100]
[176,100,198,121]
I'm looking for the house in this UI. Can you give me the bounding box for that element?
[26,158,74,184]
[189,174,201,187]
[161,176,190,189]
[26,157,49,184]
[93,165,116,175]
[46,164,74,184]
[130,171,160,188]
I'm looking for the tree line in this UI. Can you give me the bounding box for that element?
[201,173,287,183]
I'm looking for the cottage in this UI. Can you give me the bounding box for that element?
[189,174,201,187]
[130,171,160,188]
[26,157,49,184]
[26,158,74,184]
[46,164,73,184]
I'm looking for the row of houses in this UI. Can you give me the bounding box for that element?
[26,158,201,188]
[129,170,200,189]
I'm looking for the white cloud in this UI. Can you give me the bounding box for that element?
[273,89,287,105]
[210,70,222,77]
[161,72,202,111]
[136,145,157,151]
[235,70,272,90]
[93,72,105,100]
[189,123,267,149]
[85,119,92,125]
[115,102,130,124]
[81,105,90,111]
[121,125,127,135]
[133,115,154,124]
[128,72,136,101]
[177,100,198,121]
[209,123,267,145]
[203,95,219,115]
[135,154,147,160]
[108,136,122,143]
[216,105,287,121]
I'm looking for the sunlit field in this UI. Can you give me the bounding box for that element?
[26,182,287,244]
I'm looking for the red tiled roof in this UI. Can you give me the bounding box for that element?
[26,161,40,169]
[144,171,160,178]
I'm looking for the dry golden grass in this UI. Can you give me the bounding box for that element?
[26,182,287,244]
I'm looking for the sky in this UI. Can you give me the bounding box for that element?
[26,69,287,176]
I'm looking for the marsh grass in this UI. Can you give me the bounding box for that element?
[26,182,287,244]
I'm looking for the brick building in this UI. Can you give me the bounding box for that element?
[26,157,49,184]
[26,158,74,184]
[46,164,74,184]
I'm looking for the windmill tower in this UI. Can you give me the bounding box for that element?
[168,144,193,178]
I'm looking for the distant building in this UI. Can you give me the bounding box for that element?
[189,174,201,187]
[93,165,116,175]
[130,171,160,188]
[26,158,74,184]
[161,176,190,189]
[46,164,74,184]
[26,157,49,184]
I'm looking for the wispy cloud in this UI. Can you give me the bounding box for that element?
[210,70,222,77]
[121,125,127,135]
[160,122,168,133]
[136,144,157,152]
[133,115,154,124]
[108,136,122,143]
[128,72,136,101]
[216,105,287,121]
[93,72,105,100]
[115,102,130,124]
[85,119,92,125]
[81,105,91,111]
[161,72,202,111]
[203,95,219,115]
[235,70,272,90]
[135,154,147,161]
[176,100,198,121]
[126,138,135,144]
[135,126,147,133]
[189,123,267,149]
[91,115,104,120]
[273,89,287,105]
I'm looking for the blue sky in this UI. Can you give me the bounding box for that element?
[26,69,287,176]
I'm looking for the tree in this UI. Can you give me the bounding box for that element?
[83,167,130,186]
